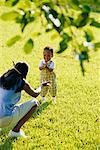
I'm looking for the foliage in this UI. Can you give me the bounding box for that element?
[0,0,100,75]
[24,38,34,54]
[6,35,21,46]
[0,21,99,149]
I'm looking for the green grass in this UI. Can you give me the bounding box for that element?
[0,6,100,150]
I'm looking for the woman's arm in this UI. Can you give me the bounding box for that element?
[23,81,50,98]
[23,82,40,98]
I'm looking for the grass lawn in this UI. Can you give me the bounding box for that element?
[0,5,100,150]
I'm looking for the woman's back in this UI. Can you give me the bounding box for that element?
[0,83,22,118]
[0,69,25,118]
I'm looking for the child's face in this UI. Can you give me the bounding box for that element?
[43,51,52,62]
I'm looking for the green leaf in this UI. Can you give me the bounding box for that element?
[85,30,94,42]
[80,60,85,76]
[24,39,34,54]
[95,42,100,48]
[90,19,100,28]
[68,17,74,26]
[57,40,68,53]
[69,0,80,10]
[1,11,19,21]
[72,0,79,5]
[74,12,89,28]
[80,5,91,13]
[51,33,59,40]
[5,0,20,6]
[64,16,72,27]
[17,0,31,9]
[79,51,89,61]
[61,33,72,42]
[11,0,20,6]
[6,35,21,47]
[58,14,66,28]
[16,10,35,32]
[94,42,100,51]
[79,50,89,75]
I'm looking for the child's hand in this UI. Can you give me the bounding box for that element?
[43,63,47,68]
[39,64,46,70]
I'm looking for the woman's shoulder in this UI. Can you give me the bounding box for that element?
[15,78,25,92]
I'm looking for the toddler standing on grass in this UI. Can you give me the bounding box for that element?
[39,46,57,103]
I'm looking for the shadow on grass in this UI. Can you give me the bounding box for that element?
[32,101,51,118]
[0,130,17,150]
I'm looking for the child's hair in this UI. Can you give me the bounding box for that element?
[44,46,53,57]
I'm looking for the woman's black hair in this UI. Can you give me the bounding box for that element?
[14,62,29,79]
[0,62,29,92]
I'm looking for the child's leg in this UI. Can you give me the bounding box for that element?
[41,86,49,102]
[52,96,56,103]
[41,97,46,102]
[50,81,57,103]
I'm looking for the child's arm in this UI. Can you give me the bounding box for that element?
[39,60,46,70]
[46,61,55,72]
[23,82,40,98]
[39,65,46,70]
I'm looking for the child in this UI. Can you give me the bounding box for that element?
[39,46,57,103]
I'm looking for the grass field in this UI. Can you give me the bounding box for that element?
[0,5,100,150]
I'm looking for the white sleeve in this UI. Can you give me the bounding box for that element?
[39,60,45,67]
[49,61,55,69]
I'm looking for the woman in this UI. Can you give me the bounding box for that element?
[0,61,49,138]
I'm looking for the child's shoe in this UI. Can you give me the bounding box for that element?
[41,97,46,102]
[52,97,56,104]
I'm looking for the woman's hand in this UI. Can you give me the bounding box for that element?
[23,81,51,98]
[35,81,51,93]
[23,81,40,98]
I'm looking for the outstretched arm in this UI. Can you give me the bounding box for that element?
[23,82,40,98]
[23,81,50,98]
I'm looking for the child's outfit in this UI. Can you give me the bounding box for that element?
[39,60,57,103]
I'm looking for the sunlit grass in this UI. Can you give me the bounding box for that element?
[0,6,100,150]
